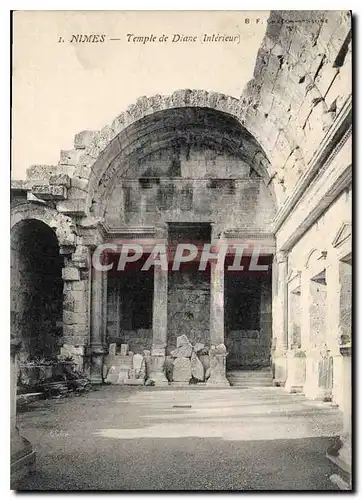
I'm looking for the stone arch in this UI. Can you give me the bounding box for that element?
[68,89,278,216]
[11,213,65,360]
[11,203,77,250]
[305,248,318,270]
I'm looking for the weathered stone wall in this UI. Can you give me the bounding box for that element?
[167,270,210,352]
[104,143,274,234]
[106,273,153,354]
[225,276,272,369]
[241,11,351,205]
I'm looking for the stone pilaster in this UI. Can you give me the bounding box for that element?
[60,244,90,372]
[150,229,169,385]
[271,250,288,386]
[302,251,331,401]
[90,263,107,383]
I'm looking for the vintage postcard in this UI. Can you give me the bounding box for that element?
[10,10,352,491]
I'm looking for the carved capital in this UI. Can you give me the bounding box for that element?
[275,250,288,264]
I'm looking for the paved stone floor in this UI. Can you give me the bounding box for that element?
[13,386,343,491]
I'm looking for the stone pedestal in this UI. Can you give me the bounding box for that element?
[285,349,306,393]
[303,350,331,400]
[11,341,36,485]
[90,345,106,384]
[327,346,351,487]
[149,345,169,385]
[272,348,287,386]
[206,346,229,387]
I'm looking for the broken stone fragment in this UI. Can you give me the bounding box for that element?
[143,350,152,378]
[132,353,143,370]
[108,343,117,356]
[105,366,119,384]
[164,356,174,382]
[172,357,192,382]
[170,344,193,359]
[176,334,191,348]
[190,351,204,381]
[199,354,210,373]
[49,173,71,188]
[212,343,227,355]
[193,342,205,353]
[120,344,129,356]
[132,354,145,379]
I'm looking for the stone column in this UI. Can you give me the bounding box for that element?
[90,263,107,383]
[150,231,169,385]
[271,250,288,386]
[207,261,229,386]
[209,262,225,346]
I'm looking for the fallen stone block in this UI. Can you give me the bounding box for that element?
[191,352,204,381]
[173,357,191,382]
[171,344,193,358]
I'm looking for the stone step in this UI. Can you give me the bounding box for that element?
[227,376,273,382]
[229,381,273,387]
[227,370,273,387]
[227,371,273,379]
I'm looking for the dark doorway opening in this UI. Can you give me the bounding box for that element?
[11,219,64,360]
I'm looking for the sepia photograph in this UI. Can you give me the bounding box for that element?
[10,9,352,491]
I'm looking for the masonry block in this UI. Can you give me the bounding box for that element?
[74,130,97,150]
[63,311,87,325]
[31,184,67,201]
[49,173,71,188]
[71,177,88,191]
[62,267,80,281]
[26,164,56,181]
[59,149,83,166]
[68,187,87,200]
[56,200,86,215]
[315,63,339,97]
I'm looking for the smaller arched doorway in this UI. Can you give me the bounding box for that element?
[11,219,64,360]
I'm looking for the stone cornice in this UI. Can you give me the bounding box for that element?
[272,95,352,234]
[100,222,156,239]
[222,229,274,240]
